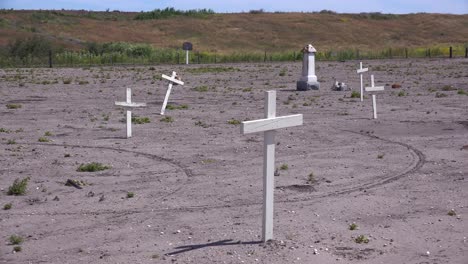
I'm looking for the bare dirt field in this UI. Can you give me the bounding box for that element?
[1,58,467,264]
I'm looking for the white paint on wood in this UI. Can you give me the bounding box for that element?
[160,71,184,115]
[364,75,384,119]
[186,50,189,65]
[372,94,377,119]
[114,87,146,138]
[357,62,369,102]
[240,90,304,242]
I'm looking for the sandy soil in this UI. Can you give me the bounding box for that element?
[0,58,467,264]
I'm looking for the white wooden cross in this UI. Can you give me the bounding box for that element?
[160,71,184,115]
[356,62,368,102]
[365,75,385,119]
[240,90,303,242]
[115,87,146,138]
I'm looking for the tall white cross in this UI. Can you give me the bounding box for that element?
[240,90,303,242]
[115,88,146,138]
[365,75,385,119]
[356,62,369,102]
[160,71,184,115]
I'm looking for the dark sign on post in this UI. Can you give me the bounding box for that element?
[182,42,193,51]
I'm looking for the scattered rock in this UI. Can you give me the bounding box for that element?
[53,196,59,201]
[65,179,87,189]
[391,83,402,89]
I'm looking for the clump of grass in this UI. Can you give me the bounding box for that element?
[7,139,16,145]
[227,119,241,125]
[447,209,456,216]
[242,87,252,92]
[77,162,111,172]
[3,203,12,210]
[441,85,455,91]
[38,136,51,142]
[435,92,447,98]
[191,85,210,92]
[132,116,150,124]
[7,177,29,196]
[9,235,23,245]
[307,172,316,184]
[349,223,358,230]
[195,120,209,128]
[78,80,89,85]
[13,246,22,252]
[63,78,72,84]
[44,131,53,136]
[457,90,466,95]
[397,91,406,97]
[354,235,369,244]
[280,164,289,170]
[126,192,135,198]
[350,91,360,98]
[6,104,22,109]
[279,68,287,76]
[0,128,12,133]
[160,116,174,123]
[166,104,188,110]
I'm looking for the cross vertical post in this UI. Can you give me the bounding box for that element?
[160,71,184,115]
[356,62,369,102]
[241,90,303,242]
[115,87,146,138]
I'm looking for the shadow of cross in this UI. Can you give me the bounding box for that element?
[165,239,262,256]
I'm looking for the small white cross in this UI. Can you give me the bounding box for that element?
[241,90,303,242]
[160,71,184,115]
[115,87,146,138]
[356,62,369,102]
[365,75,385,119]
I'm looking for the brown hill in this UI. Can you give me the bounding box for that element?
[0,10,467,53]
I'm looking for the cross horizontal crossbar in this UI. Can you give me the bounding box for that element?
[115,102,147,107]
[241,114,303,134]
[162,74,184,85]
[357,68,369,74]
[365,86,385,92]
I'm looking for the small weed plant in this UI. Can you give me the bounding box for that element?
[355,235,369,244]
[38,136,51,142]
[7,177,29,195]
[132,116,151,124]
[280,164,289,170]
[350,91,360,98]
[6,104,22,109]
[3,203,12,210]
[9,235,24,245]
[127,192,135,198]
[227,119,241,125]
[349,223,358,230]
[160,116,174,123]
[77,162,111,172]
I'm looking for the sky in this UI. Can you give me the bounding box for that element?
[1,0,467,14]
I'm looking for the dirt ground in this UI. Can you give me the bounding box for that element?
[0,58,467,264]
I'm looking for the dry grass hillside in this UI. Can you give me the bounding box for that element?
[0,10,467,53]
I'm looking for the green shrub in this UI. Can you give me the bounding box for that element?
[355,235,369,244]
[9,235,23,245]
[280,164,289,170]
[127,192,135,198]
[349,223,358,230]
[13,246,22,252]
[227,119,241,125]
[77,162,111,172]
[132,116,150,124]
[350,91,360,98]
[8,36,53,59]
[3,203,12,210]
[160,116,174,123]
[7,178,29,196]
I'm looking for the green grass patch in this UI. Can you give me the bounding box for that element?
[227,119,241,125]
[131,116,151,124]
[280,164,289,170]
[77,162,111,172]
[3,203,12,210]
[7,177,29,195]
[349,223,358,230]
[126,192,135,198]
[6,104,22,109]
[9,235,24,245]
[354,235,369,244]
[160,116,174,123]
[166,104,188,110]
[350,91,360,98]
[38,136,51,142]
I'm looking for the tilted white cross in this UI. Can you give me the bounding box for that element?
[115,87,146,138]
[160,71,184,115]
[365,75,385,119]
[240,90,303,242]
[356,62,369,102]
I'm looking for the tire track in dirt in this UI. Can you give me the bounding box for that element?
[11,131,425,216]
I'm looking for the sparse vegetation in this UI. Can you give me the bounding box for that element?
[195,120,209,128]
[3,203,12,210]
[350,91,360,98]
[457,90,466,95]
[38,136,51,142]
[13,246,22,252]
[6,104,22,109]
[7,177,29,195]
[77,162,111,172]
[307,172,316,184]
[355,235,369,244]
[132,116,150,124]
[191,85,210,92]
[126,192,135,198]
[160,116,174,123]
[7,139,16,145]
[134,7,215,20]
[377,154,385,159]
[9,235,23,245]
[44,131,53,136]
[397,91,406,97]
[349,223,358,230]
[166,104,188,110]
[227,119,241,125]
[280,164,289,170]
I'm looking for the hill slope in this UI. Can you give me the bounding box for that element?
[0,10,467,53]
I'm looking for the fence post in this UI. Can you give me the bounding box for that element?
[264,51,267,62]
[389,48,392,59]
[405,48,408,59]
[214,54,217,64]
[449,46,453,58]
[48,50,53,68]
[197,52,200,64]
[465,47,468,58]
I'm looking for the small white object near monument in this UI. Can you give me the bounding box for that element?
[160,71,184,115]
[241,90,303,242]
[115,87,146,138]
[365,75,385,119]
[297,44,320,91]
[356,62,369,102]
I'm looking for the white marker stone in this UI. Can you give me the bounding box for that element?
[297,44,320,91]
[160,71,184,115]
[356,62,369,102]
[241,90,303,242]
[115,88,146,138]
[365,75,385,119]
